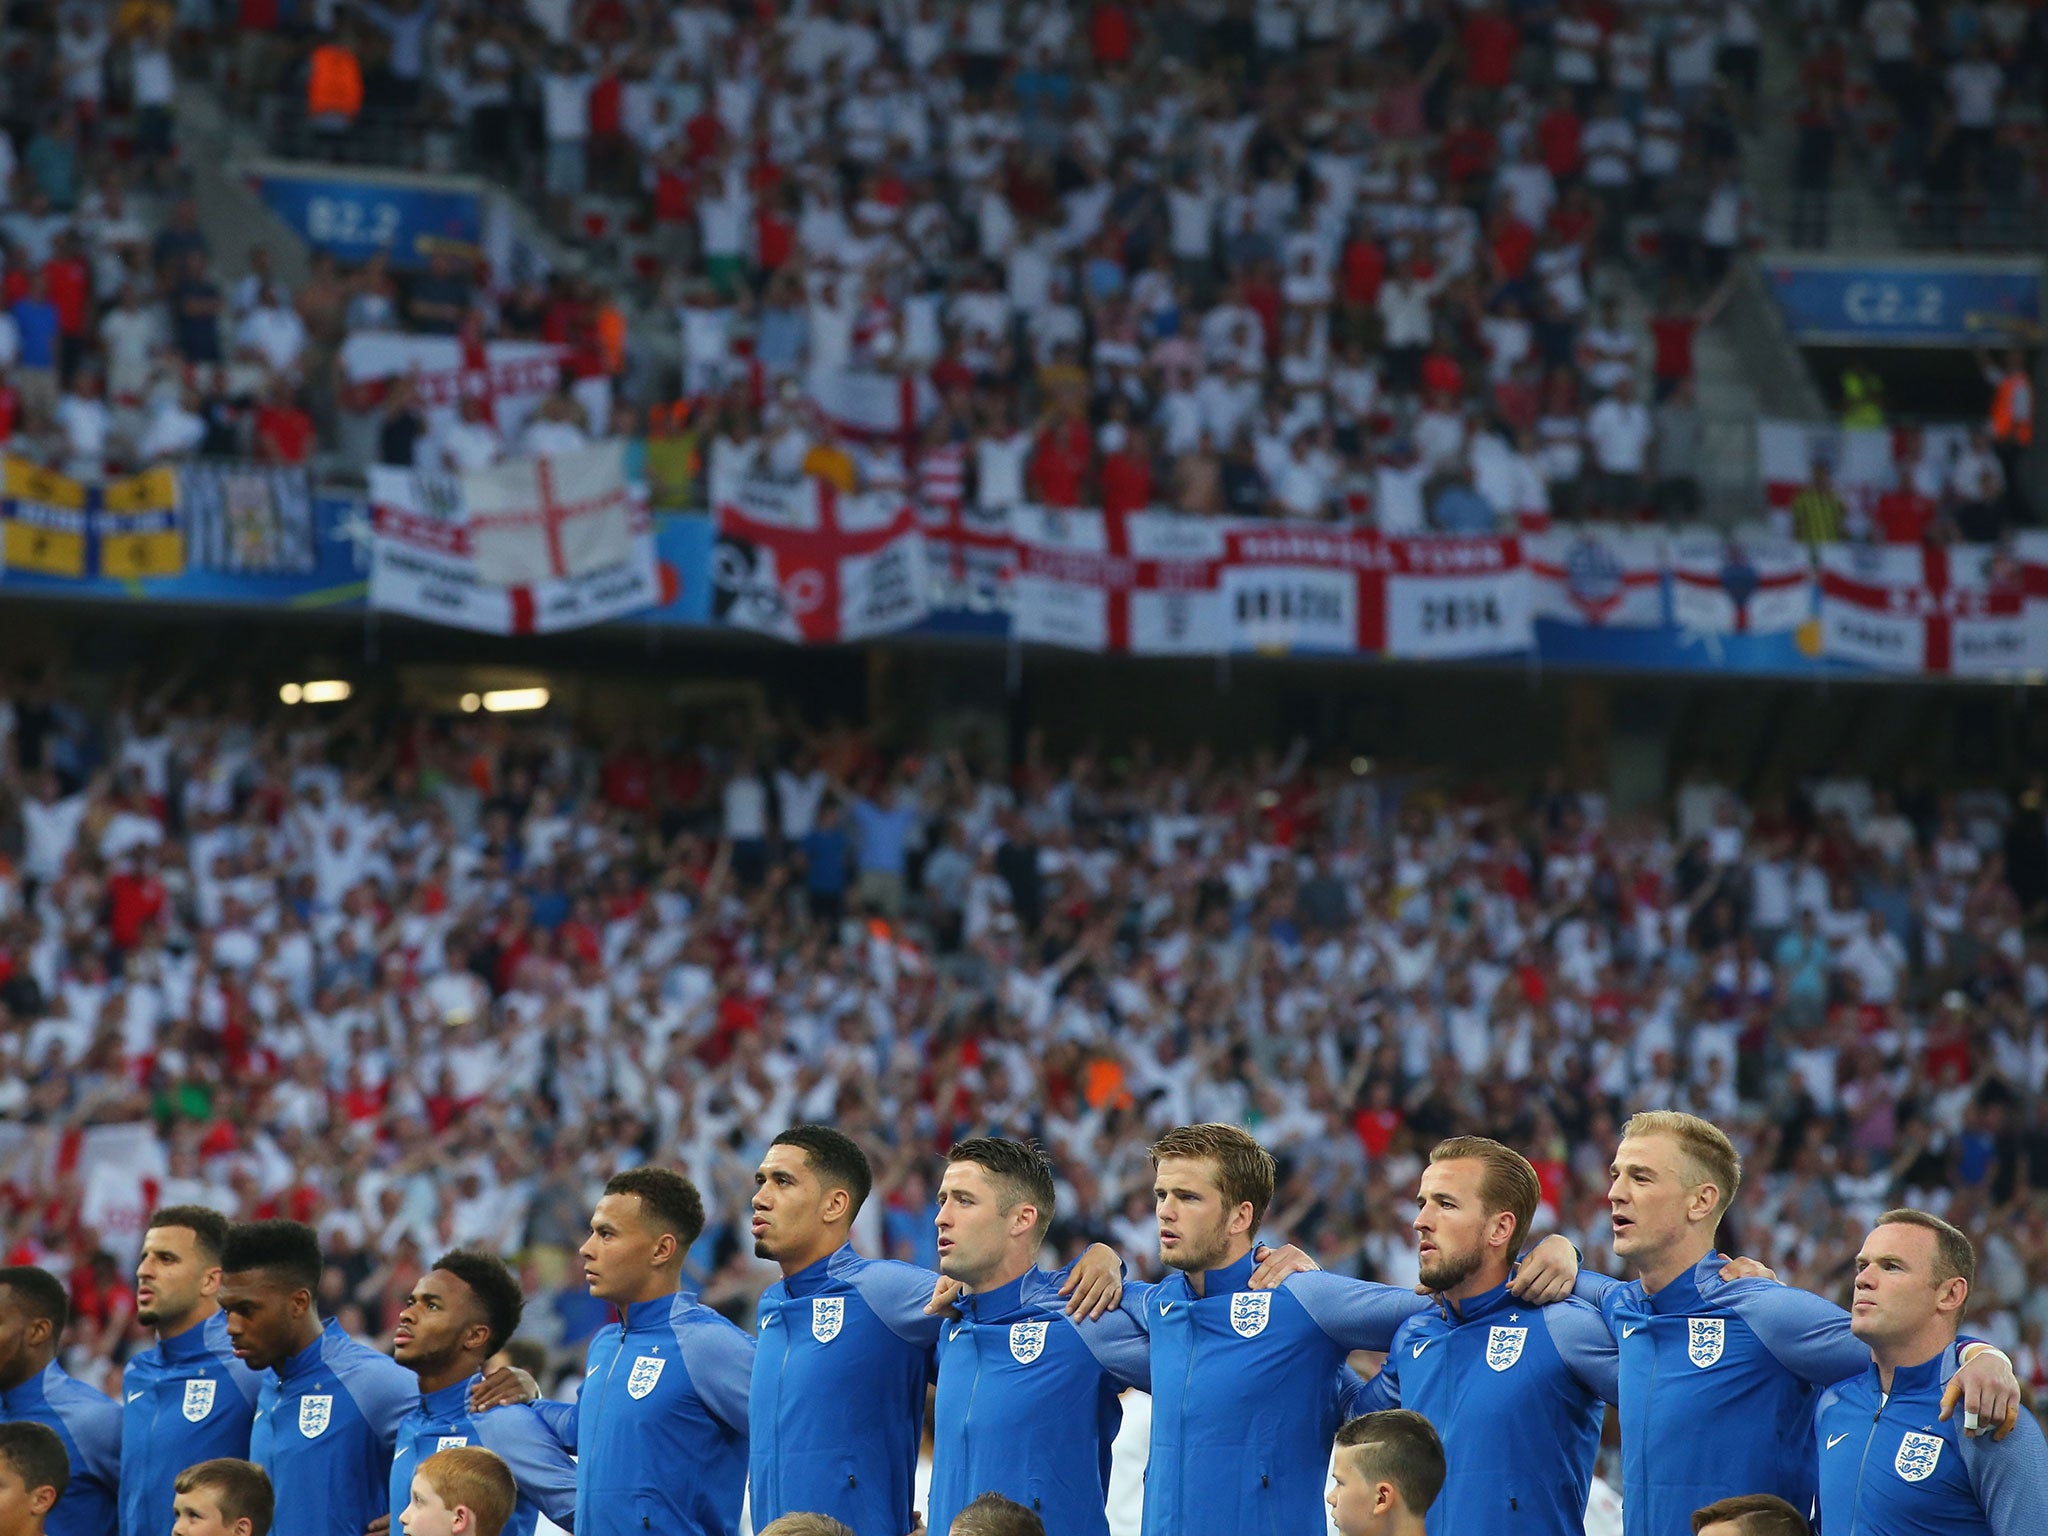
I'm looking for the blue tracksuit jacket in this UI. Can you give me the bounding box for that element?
[750,1244,942,1536]
[1349,1279,1617,1536]
[530,1288,752,1536]
[249,1318,416,1536]
[1815,1340,2048,1536]
[119,1310,262,1536]
[390,1375,560,1536]
[1579,1256,1874,1536]
[1,1359,120,1536]
[927,1264,1153,1536]
[1137,1250,1430,1536]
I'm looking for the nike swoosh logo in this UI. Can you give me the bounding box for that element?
[1412,1341,1430,1357]
[1622,1325,1642,1338]
[127,1391,144,1403]
[1827,1433,1850,1450]
[1160,1303,1176,1315]
[949,1325,964,1341]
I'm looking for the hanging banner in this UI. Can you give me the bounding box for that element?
[463,442,635,586]
[713,479,928,644]
[96,466,184,580]
[1669,535,1813,634]
[1010,509,1230,653]
[0,458,88,577]
[1817,543,2026,675]
[368,467,657,634]
[1527,531,1667,628]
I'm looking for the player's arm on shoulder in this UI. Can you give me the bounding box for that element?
[1060,1242,1126,1320]
[859,1260,951,1346]
[470,1404,580,1527]
[469,1364,543,1413]
[348,1352,420,1442]
[1943,1342,2023,1441]
[1546,1297,1621,1406]
[1724,1275,1870,1387]
[1506,1233,1582,1304]
[1958,1398,2048,1534]
[1286,1268,1433,1352]
[1569,1267,1625,1308]
[678,1314,755,1436]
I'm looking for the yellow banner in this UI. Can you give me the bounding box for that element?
[97,465,183,578]
[2,456,84,508]
[2,487,87,577]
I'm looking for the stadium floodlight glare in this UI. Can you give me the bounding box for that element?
[1351,756,1374,775]
[280,681,351,705]
[482,687,550,713]
[459,693,482,713]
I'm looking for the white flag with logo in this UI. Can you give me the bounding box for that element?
[463,442,634,587]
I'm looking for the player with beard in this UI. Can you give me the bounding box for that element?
[220,1221,414,1536]
[746,1125,1125,1536]
[1342,1138,1620,1535]
[375,1250,573,1536]
[471,1168,752,1536]
[120,1207,262,1536]
[1133,1124,1589,1536]
[1577,1112,2022,1536]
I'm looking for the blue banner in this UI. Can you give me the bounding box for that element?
[1763,258,2041,345]
[253,171,482,268]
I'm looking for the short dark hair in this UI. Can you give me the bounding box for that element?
[1691,1492,1812,1535]
[948,1138,1058,1242]
[1335,1410,1446,1516]
[0,1266,69,1333]
[0,1420,67,1501]
[772,1126,874,1217]
[220,1221,323,1293]
[175,1459,274,1536]
[949,1492,1046,1536]
[1874,1208,1978,1298]
[147,1207,231,1264]
[430,1250,526,1357]
[604,1168,706,1249]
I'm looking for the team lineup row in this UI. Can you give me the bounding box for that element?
[0,1111,2044,1536]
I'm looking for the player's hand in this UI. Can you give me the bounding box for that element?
[1943,1346,2022,1440]
[905,1514,927,1536]
[1718,1255,1777,1282]
[924,1275,967,1317]
[1507,1234,1581,1304]
[1249,1242,1319,1289]
[1062,1242,1125,1320]
[468,1364,540,1411]
[365,1519,389,1536]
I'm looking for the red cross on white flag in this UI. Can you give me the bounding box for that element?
[464,442,635,588]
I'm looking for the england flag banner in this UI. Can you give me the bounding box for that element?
[714,479,929,644]
[1669,535,1814,634]
[1009,508,1230,654]
[2017,530,2048,672]
[369,466,657,635]
[1818,542,2027,675]
[463,442,636,586]
[806,369,939,450]
[1757,420,1973,511]
[341,332,564,439]
[1527,530,1666,627]
[1219,530,1530,658]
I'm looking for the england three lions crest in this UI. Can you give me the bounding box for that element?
[1687,1317,1725,1368]
[1485,1326,1527,1372]
[812,1296,845,1343]
[297,1394,332,1439]
[1894,1431,1943,1483]
[1230,1292,1271,1338]
[182,1378,216,1423]
[626,1355,665,1399]
[1010,1321,1050,1364]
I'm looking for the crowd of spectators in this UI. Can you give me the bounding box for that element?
[3,670,2048,1425]
[171,0,1798,531]
[1820,0,2048,248]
